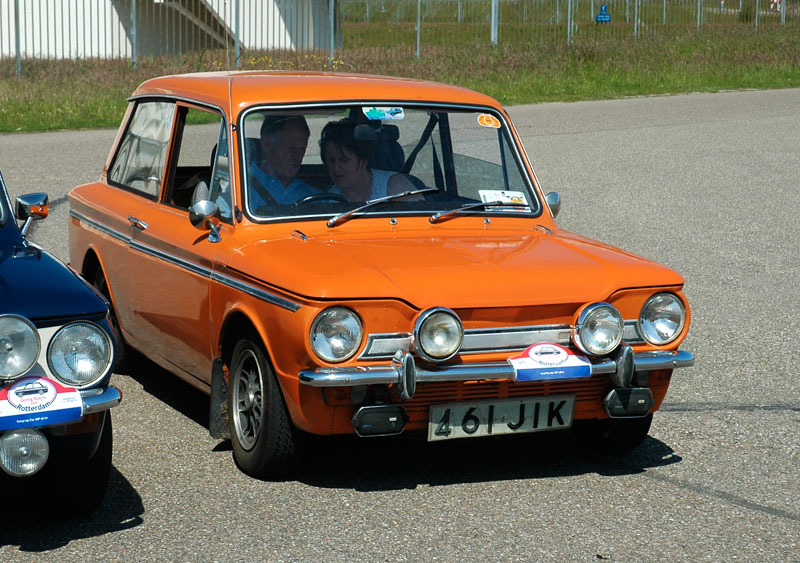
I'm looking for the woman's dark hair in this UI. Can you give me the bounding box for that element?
[319,118,372,164]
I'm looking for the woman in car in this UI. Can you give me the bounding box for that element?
[319,118,417,202]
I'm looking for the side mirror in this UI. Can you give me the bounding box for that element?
[545,191,561,219]
[15,193,49,238]
[189,200,221,243]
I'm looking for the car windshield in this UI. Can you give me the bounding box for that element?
[240,105,540,222]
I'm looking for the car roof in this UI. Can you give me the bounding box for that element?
[131,71,501,114]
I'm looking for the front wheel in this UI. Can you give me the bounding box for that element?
[574,413,653,454]
[227,334,299,479]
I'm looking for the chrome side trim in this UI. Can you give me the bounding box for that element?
[210,272,302,312]
[80,386,122,414]
[71,210,301,312]
[299,350,694,387]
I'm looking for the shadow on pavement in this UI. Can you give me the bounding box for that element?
[0,466,144,552]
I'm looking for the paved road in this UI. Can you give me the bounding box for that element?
[1,89,798,561]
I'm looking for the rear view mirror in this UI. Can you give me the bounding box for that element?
[15,192,49,238]
[545,192,561,218]
[189,200,221,243]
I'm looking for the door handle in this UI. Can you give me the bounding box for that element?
[127,216,148,230]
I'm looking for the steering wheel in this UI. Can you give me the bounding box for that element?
[296,192,349,205]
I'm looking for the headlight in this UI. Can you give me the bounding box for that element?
[414,308,463,362]
[639,293,686,346]
[310,307,363,363]
[573,303,623,356]
[48,322,113,387]
[0,315,40,379]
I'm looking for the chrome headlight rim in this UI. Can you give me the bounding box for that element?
[309,306,364,364]
[572,302,624,356]
[0,314,41,380]
[47,321,113,388]
[638,292,686,346]
[413,307,464,363]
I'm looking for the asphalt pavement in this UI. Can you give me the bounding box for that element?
[0,88,798,561]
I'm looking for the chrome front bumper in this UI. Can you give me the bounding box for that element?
[298,350,695,388]
[80,386,122,414]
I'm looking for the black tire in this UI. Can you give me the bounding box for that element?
[92,268,128,370]
[227,334,299,479]
[574,413,653,454]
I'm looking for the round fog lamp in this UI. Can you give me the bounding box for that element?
[0,315,40,379]
[0,429,49,477]
[414,308,463,362]
[573,303,623,356]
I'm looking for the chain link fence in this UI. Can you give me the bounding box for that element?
[1,0,797,73]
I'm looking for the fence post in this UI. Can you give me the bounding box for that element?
[329,0,335,63]
[235,0,241,67]
[131,0,138,69]
[663,0,667,24]
[567,0,573,44]
[416,0,421,57]
[696,0,702,29]
[781,0,786,24]
[491,0,499,46]
[635,0,639,36]
[14,0,21,76]
[754,0,759,30]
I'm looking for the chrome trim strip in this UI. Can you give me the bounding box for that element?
[210,272,302,312]
[623,320,644,343]
[71,210,302,312]
[80,386,122,414]
[70,210,130,244]
[298,350,694,387]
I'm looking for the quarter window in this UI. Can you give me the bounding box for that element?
[108,101,175,197]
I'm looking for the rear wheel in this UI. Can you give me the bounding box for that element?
[227,334,299,479]
[574,414,653,454]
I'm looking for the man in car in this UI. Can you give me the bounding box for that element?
[248,114,321,208]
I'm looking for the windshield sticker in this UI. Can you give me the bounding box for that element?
[508,344,592,382]
[0,377,83,431]
[362,106,404,121]
[477,114,501,128]
[479,190,531,212]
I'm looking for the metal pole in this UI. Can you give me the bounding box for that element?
[14,0,21,76]
[416,0,421,57]
[132,0,137,69]
[781,0,785,24]
[567,0,572,44]
[235,0,241,67]
[663,0,667,24]
[491,0,498,46]
[697,0,702,29]
[329,0,335,63]
[634,0,639,36]
[754,0,759,30]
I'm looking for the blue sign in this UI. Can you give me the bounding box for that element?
[596,4,611,22]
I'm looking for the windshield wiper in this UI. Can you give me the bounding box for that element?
[327,188,437,228]
[429,200,520,224]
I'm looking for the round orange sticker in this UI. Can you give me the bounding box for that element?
[477,114,501,128]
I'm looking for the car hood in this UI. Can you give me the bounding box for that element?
[0,244,108,322]
[228,227,684,309]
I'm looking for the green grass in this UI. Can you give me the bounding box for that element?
[1,24,798,133]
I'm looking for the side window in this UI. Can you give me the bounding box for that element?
[108,101,175,197]
[167,106,227,217]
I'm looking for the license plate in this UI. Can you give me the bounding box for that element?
[427,395,575,442]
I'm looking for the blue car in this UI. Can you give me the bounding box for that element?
[0,168,121,513]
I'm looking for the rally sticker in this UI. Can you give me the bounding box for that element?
[477,113,501,128]
[508,343,592,382]
[0,377,83,431]
[362,106,404,121]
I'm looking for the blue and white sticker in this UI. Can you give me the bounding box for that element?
[0,377,83,431]
[508,343,592,382]
[362,106,405,121]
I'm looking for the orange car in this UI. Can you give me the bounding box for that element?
[68,72,693,478]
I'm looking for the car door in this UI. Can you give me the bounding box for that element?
[123,102,232,383]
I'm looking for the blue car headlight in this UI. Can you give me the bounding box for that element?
[48,322,113,387]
